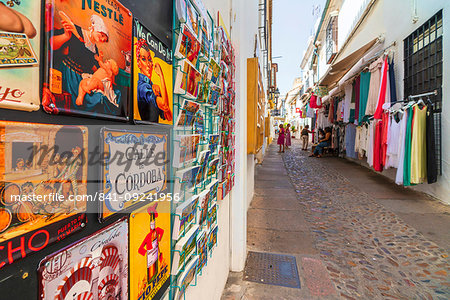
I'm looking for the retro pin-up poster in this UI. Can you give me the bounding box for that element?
[0,121,88,268]
[0,1,40,111]
[130,201,171,300]
[100,128,168,220]
[42,0,132,120]
[133,19,173,125]
[39,219,128,300]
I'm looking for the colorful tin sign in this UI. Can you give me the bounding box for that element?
[129,201,171,300]
[0,121,88,268]
[100,128,168,220]
[133,19,173,125]
[0,1,40,111]
[39,218,129,300]
[42,0,132,120]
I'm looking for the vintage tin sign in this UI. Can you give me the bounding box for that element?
[42,0,132,120]
[100,128,168,220]
[0,1,40,111]
[133,19,173,125]
[129,201,171,300]
[0,121,88,268]
[39,218,128,300]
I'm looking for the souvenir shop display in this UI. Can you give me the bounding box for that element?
[173,256,199,300]
[310,51,439,188]
[175,99,200,128]
[0,121,88,268]
[133,19,173,125]
[38,219,129,300]
[172,195,199,240]
[0,1,40,111]
[196,229,208,273]
[129,201,171,300]
[171,224,199,275]
[207,202,217,229]
[100,128,169,220]
[172,134,201,167]
[42,0,132,120]
[174,165,200,197]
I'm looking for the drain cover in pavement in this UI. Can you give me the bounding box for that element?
[243,251,301,289]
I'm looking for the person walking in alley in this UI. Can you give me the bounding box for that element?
[310,127,331,158]
[285,124,292,149]
[277,124,285,153]
[301,125,311,150]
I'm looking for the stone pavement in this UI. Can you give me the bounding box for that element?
[221,139,450,300]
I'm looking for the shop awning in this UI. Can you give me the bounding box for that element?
[319,38,378,88]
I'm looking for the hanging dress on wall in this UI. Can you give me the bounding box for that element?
[410,104,427,184]
[395,109,408,185]
[359,72,371,124]
[403,106,414,186]
[365,57,383,116]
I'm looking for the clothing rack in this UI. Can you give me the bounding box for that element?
[388,89,438,106]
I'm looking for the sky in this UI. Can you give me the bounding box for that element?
[272,0,324,97]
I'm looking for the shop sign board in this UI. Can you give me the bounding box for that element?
[133,19,173,125]
[100,128,168,220]
[0,121,88,268]
[129,201,171,300]
[0,1,40,111]
[43,0,133,120]
[39,218,129,300]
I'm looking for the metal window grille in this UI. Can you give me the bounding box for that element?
[404,10,443,175]
[326,16,338,64]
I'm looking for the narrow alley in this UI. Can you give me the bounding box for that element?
[222,139,450,300]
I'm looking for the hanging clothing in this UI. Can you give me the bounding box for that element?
[328,100,334,124]
[403,106,414,186]
[367,121,376,167]
[343,84,353,123]
[359,72,371,124]
[374,57,389,119]
[389,59,397,102]
[373,120,383,171]
[381,112,389,167]
[410,104,427,184]
[345,124,357,159]
[386,112,402,168]
[395,110,408,185]
[336,101,343,122]
[426,105,437,184]
[354,76,361,124]
[365,57,384,116]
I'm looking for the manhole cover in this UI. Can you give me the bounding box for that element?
[243,251,301,289]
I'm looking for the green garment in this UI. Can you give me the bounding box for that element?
[359,72,371,125]
[403,106,415,186]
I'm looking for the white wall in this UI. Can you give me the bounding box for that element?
[337,0,450,203]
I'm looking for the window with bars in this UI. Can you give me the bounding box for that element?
[404,10,443,175]
[326,16,338,64]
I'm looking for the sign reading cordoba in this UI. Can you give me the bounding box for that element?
[100,128,168,220]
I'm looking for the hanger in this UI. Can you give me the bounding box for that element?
[417,97,426,109]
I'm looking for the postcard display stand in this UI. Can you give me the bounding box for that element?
[171,0,236,298]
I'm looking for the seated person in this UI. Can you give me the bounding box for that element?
[310,127,332,158]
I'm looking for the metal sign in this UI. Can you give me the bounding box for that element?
[0,1,40,111]
[0,121,88,268]
[129,201,171,300]
[133,19,173,125]
[39,219,129,300]
[100,128,168,221]
[42,0,133,120]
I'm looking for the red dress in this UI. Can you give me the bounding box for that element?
[277,128,285,145]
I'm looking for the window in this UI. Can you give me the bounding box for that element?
[326,16,338,64]
[404,10,443,174]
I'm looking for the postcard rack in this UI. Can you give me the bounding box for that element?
[170,0,236,298]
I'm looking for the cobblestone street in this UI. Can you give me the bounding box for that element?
[222,140,450,300]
